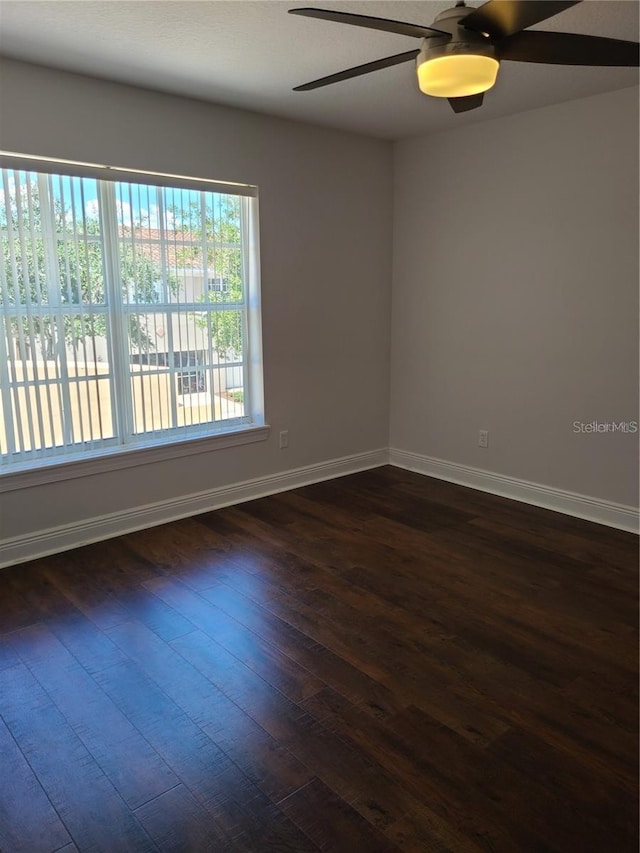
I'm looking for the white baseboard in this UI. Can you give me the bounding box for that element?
[0,448,388,569]
[389,448,639,534]
[3,445,637,569]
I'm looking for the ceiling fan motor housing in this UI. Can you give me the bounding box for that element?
[416,4,499,97]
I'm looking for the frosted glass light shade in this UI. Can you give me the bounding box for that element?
[417,54,499,98]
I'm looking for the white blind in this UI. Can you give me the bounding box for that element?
[1,162,262,472]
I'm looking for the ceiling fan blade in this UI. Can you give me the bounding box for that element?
[448,93,485,113]
[498,30,640,65]
[293,49,420,91]
[462,1,581,40]
[288,8,449,40]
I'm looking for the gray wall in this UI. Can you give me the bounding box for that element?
[391,86,639,507]
[0,58,393,540]
[1,59,637,547]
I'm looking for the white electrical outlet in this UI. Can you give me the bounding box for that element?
[279,430,289,449]
[478,430,489,448]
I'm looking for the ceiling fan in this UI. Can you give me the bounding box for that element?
[289,1,639,112]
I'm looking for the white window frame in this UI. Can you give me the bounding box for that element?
[207,275,229,294]
[0,152,268,491]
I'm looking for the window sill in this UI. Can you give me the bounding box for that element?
[0,425,271,493]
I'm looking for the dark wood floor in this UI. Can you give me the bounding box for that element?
[0,466,637,853]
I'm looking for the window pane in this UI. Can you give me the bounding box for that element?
[1,169,115,464]
[117,180,249,440]
[127,307,245,434]
[1,315,114,451]
[1,171,48,307]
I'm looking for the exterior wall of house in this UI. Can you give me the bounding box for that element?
[391,85,639,508]
[0,58,393,545]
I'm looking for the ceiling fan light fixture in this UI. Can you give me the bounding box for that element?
[290,2,640,111]
[416,53,500,98]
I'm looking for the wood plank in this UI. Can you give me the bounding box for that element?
[170,627,424,832]
[92,654,243,814]
[134,784,235,852]
[0,663,157,852]
[41,552,132,630]
[10,623,178,809]
[204,697,314,804]
[490,725,639,850]
[47,609,129,674]
[0,580,39,633]
[0,636,21,671]
[143,574,325,702]
[280,778,399,852]
[123,517,247,590]
[195,769,321,853]
[2,559,76,623]
[383,799,487,853]
[96,629,317,836]
[0,714,71,853]
[199,583,405,715]
[94,655,320,852]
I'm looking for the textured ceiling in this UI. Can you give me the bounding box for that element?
[0,0,638,139]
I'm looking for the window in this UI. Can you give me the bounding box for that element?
[0,156,264,475]
[207,276,229,294]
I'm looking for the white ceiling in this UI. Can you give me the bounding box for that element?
[0,0,638,139]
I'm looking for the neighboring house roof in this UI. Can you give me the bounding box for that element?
[122,227,208,271]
